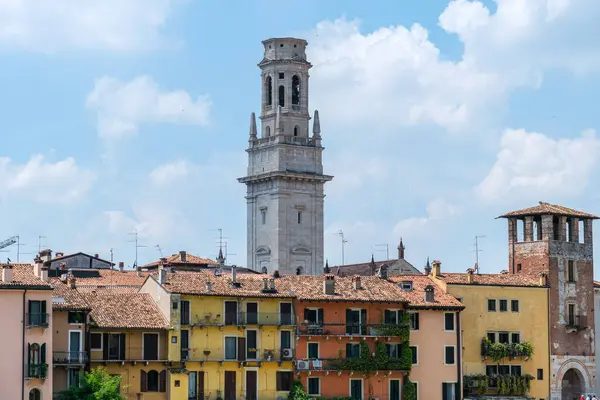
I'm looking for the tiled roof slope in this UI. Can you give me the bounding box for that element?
[163,270,294,298]
[142,252,216,268]
[71,269,152,288]
[281,275,409,303]
[388,275,463,309]
[435,272,544,287]
[82,291,168,329]
[499,201,598,219]
[51,280,90,310]
[334,259,420,277]
[0,264,52,289]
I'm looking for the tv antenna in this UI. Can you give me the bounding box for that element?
[17,236,31,263]
[374,244,389,260]
[38,236,46,253]
[213,228,237,264]
[474,235,486,274]
[155,245,164,257]
[128,232,147,269]
[337,230,348,266]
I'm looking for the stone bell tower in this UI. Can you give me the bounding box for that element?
[238,37,333,276]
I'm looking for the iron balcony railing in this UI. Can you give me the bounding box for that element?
[180,347,295,363]
[294,357,409,372]
[26,363,48,379]
[53,351,88,365]
[297,322,409,337]
[90,346,167,363]
[188,312,296,327]
[566,315,583,330]
[26,313,49,328]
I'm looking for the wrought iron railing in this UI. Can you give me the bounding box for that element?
[26,313,49,327]
[53,351,88,365]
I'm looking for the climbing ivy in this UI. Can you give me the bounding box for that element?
[330,340,412,374]
[403,378,417,400]
[287,380,352,400]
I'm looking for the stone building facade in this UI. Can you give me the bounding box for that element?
[239,38,332,276]
[500,202,597,399]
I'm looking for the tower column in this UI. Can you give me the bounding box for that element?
[524,216,533,242]
[584,219,593,244]
[541,214,554,240]
[569,217,579,242]
[508,218,517,244]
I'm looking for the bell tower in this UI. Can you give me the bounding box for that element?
[238,37,333,276]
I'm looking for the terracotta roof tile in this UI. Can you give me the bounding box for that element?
[70,269,153,288]
[499,201,598,219]
[163,270,294,298]
[0,264,52,289]
[387,275,463,309]
[142,252,216,268]
[81,291,168,329]
[435,272,544,287]
[281,275,409,303]
[51,280,90,310]
[594,281,600,288]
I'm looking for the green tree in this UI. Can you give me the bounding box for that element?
[56,366,126,400]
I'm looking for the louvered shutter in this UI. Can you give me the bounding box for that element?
[159,370,166,392]
[119,334,126,360]
[102,334,109,360]
[140,370,147,392]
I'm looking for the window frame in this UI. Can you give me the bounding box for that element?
[444,312,455,331]
[276,370,293,392]
[348,378,364,400]
[444,345,456,365]
[68,311,86,324]
[409,345,418,365]
[223,336,238,361]
[510,299,520,312]
[142,332,160,361]
[90,333,102,351]
[307,376,321,396]
[499,299,508,312]
[409,312,420,330]
[487,299,497,312]
[567,259,576,282]
[307,342,319,360]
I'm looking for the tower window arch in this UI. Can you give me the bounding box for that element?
[265,126,271,137]
[278,85,285,107]
[296,267,303,275]
[261,266,268,274]
[292,75,300,105]
[265,76,272,106]
[294,126,298,136]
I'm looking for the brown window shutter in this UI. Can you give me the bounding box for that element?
[159,370,166,392]
[237,337,246,361]
[140,370,147,392]
[198,371,205,399]
[276,371,282,391]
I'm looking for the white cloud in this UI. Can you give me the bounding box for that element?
[86,75,212,140]
[0,154,94,203]
[149,160,191,185]
[307,0,600,134]
[104,205,183,243]
[0,0,182,52]
[392,198,460,237]
[476,128,600,202]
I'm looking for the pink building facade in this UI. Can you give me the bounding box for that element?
[1,262,53,400]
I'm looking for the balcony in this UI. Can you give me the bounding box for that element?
[480,338,534,362]
[53,351,88,365]
[180,347,295,364]
[26,313,49,328]
[26,363,48,379]
[566,315,585,332]
[295,357,409,372]
[191,312,296,327]
[464,373,535,397]
[90,346,167,363]
[297,322,410,338]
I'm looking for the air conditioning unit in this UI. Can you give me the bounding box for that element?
[282,348,293,359]
[296,360,309,369]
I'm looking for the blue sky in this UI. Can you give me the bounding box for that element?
[1,0,600,274]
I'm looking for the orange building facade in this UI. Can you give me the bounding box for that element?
[288,274,410,400]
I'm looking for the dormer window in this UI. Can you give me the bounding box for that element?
[400,281,413,291]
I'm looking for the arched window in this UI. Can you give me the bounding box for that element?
[265,76,272,106]
[265,126,271,137]
[292,75,300,105]
[147,370,159,391]
[278,85,285,107]
[294,126,298,136]
[29,389,41,400]
[296,267,303,275]
[29,343,40,364]
[261,266,268,274]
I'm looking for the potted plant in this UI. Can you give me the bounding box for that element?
[203,349,211,356]
[216,389,223,400]
[264,349,274,361]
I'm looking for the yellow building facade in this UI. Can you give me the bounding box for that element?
[142,268,296,400]
[431,264,550,399]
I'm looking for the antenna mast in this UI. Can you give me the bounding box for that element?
[128,232,147,268]
[155,245,164,257]
[38,236,46,253]
[474,235,486,274]
[338,230,348,266]
[374,244,389,260]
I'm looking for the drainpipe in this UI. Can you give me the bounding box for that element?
[22,289,27,400]
[547,286,552,398]
[84,311,90,372]
[456,309,462,400]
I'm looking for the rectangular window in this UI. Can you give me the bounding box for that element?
[105,333,125,361]
[67,368,80,388]
[246,330,257,359]
[181,329,189,360]
[28,300,48,326]
[410,312,420,330]
[224,337,237,360]
[498,332,509,344]
[444,346,455,365]
[346,343,360,358]
[68,311,85,324]
[143,333,159,360]
[499,299,508,312]
[511,365,522,376]
[180,300,190,325]
[487,299,496,312]
[278,72,285,80]
[414,382,419,400]
[276,371,293,391]
[384,309,402,325]
[90,333,102,350]
[386,343,400,359]
[308,343,319,359]
[346,309,367,335]
[224,301,238,325]
[280,331,292,349]
[246,302,258,324]
[261,210,266,225]
[280,303,293,325]
[511,333,521,344]
[409,346,418,364]
[304,308,324,325]
[511,299,520,312]
[444,313,455,331]
[537,368,544,380]
[442,382,456,400]
[568,303,576,326]
[349,379,363,400]
[567,260,576,282]
[308,377,320,396]
[498,365,510,375]
[486,332,496,343]
[297,212,302,224]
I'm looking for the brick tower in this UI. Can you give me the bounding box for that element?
[499,201,598,399]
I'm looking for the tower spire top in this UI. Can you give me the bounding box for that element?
[275,106,282,133]
[398,237,405,259]
[249,112,257,139]
[313,109,321,136]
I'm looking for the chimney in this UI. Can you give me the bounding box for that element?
[424,285,435,303]
[432,260,441,277]
[39,249,52,262]
[205,280,213,292]
[179,251,187,262]
[2,264,13,283]
[158,265,167,285]
[273,270,280,278]
[539,272,548,286]
[323,274,335,295]
[352,275,362,290]
[33,256,43,277]
[118,262,124,272]
[94,253,99,259]
[55,252,64,258]
[137,267,142,277]
[231,265,237,284]
[263,278,269,290]
[69,274,76,289]
[467,268,474,284]
[269,278,276,290]
[40,262,49,282]
[378,265,388,280]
